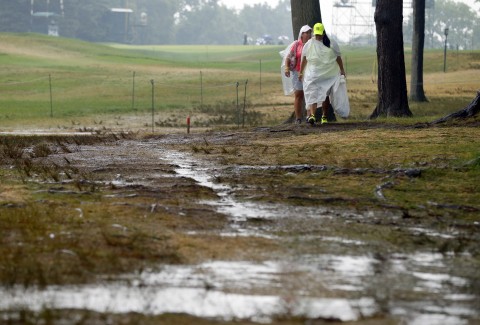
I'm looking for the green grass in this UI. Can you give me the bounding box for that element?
[0,32,479,128]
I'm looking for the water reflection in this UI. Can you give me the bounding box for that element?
[1,253,475,323]
[0,261,376,322]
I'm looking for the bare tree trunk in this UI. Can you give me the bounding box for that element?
[290,0,321,40]
[370,0,413,119]
[410,0,428,102]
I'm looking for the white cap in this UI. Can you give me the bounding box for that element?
[298,25,312,40]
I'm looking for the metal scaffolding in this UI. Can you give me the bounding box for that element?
[331,0,433,45]
[332,0,375,45]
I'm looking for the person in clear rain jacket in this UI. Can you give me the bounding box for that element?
[299,22,349,125]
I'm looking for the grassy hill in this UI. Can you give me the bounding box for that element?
[0,33,478,132]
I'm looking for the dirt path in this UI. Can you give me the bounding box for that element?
[1,123,480,324]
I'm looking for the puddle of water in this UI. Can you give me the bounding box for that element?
[0,287,375,322]
[0,260,377,322]
[160,148,335,226]
[163,150,231,194]
[1,286,282,321]
[0,131,92,136]
[407,227,458,239]
[1,254,476,323]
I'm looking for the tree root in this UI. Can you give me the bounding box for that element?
[431,91,480,124]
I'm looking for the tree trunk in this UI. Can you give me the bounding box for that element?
[410,0,428,102]
[370,0,413,119]
[290,0,321,41]
[431,92,480,124]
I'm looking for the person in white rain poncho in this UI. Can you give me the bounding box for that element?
[299,23,349,125]
[280,25,312,124]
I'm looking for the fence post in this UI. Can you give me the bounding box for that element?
[150,79,155,133]
[259,59,262,95]
[49,74,53,118]
[243,79,248,128]
[236,82,240,128]
[200,71,203,110]
[132,71,136,110]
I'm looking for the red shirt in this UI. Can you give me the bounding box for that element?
[290,40,304,71]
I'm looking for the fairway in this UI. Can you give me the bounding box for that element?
[0,32,479,132]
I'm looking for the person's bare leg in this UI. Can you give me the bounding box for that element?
[321,97,330,124]
[294,90,304,121]
[322,97,329,117]
[308,104,317,125]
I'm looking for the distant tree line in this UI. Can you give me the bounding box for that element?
[404,0,479,50]
[0,0,293,45]
[0,0,478,48]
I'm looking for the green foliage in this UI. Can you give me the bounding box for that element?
[59,0,112,42]
[0,0,293,45]
[2,0,479,49]
[0,0,30,33]
[404,0,480,50]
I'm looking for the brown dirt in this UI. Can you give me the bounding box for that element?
[1,120,480,324]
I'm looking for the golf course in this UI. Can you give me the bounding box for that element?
[1,33,480,324]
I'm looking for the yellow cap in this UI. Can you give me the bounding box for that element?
[313,23,324,35]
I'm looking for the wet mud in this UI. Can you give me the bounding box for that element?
[1,130,480,324]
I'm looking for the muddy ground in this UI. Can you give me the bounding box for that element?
[1,121,480,324]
